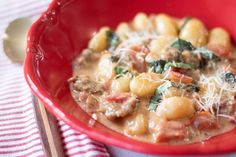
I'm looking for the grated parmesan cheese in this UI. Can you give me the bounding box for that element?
[194,66,236,121]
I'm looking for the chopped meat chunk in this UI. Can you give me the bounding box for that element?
[156,120,186,142]
[86,94,98,106]
[73,91,99,113]
[68,75,104,113]
[181,50,200,67]
[101,93,137,120]
[68,75,104,94]
[84,94,99,113]
[191,112,217,130]
[160,48,179,61]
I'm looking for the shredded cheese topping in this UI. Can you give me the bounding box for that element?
[194,65,236,120]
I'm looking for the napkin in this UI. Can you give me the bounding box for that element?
[0,0,110,156]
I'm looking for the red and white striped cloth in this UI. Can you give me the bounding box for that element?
[0,0,110,156]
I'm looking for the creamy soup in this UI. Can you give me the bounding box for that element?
[69,13,236,144]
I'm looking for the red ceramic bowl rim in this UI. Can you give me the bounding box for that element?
[24,0,236,155]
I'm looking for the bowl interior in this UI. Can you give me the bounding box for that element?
[25,0,236,155]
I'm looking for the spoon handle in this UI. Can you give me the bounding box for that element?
[32,96,65,157]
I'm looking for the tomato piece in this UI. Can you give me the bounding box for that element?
[208,44,231,57]
[191,111,217,130]
[105,92,130,102]
[166,70,193,84]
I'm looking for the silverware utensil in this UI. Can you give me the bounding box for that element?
[3,17,32,64]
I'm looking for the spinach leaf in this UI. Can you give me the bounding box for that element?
[148,81,200,111]
[171,38,195,52]
[148,60,194,74]
[114,66,129,79]
[148,60,167,74]
[194,47,220,61]
[106,30,120,50]
[148,81,172,111]
[114,66,128,75]
[164,61,194,71]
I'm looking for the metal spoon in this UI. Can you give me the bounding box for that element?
[3,18,32,64]
[3,18,64,157]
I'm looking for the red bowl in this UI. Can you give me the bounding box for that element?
[24,0,236,155]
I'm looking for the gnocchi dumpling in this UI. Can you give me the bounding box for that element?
[130,72,163,97]
[89,27,110,52]
[97,53,115,81]
[116,22,132,40]
[147,36,174,62]
[163,87,182,98]
[179,18,208,47]
[156,96,195,120]
[132,12,151,31]
[155,14,178,36]
[111,74,132,92]
[126,114,147,135]
[208,27,231,48]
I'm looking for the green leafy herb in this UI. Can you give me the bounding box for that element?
[148,81,200,111]
[148,60,167,74]
[164,61,194,71]
[114,66,129,79]
[106,30,120,50]
[148,81,173,111]
[194,47,220,61]
[114,66,128,75]
[171,38,195,52]
[148,60,194,74]
[180,17,191,30]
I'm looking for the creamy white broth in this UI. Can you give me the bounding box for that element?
[69,13,236,144]
[71,52,236,144]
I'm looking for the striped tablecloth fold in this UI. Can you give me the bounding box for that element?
[0,58,44,156]
[0,0,110,156]
[59,121,110,157]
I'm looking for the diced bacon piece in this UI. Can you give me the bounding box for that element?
[102,95,137,120]
[191,111,217,130]
[105,92,130,102]
[166,70,193,84]
[156,120,186,142]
